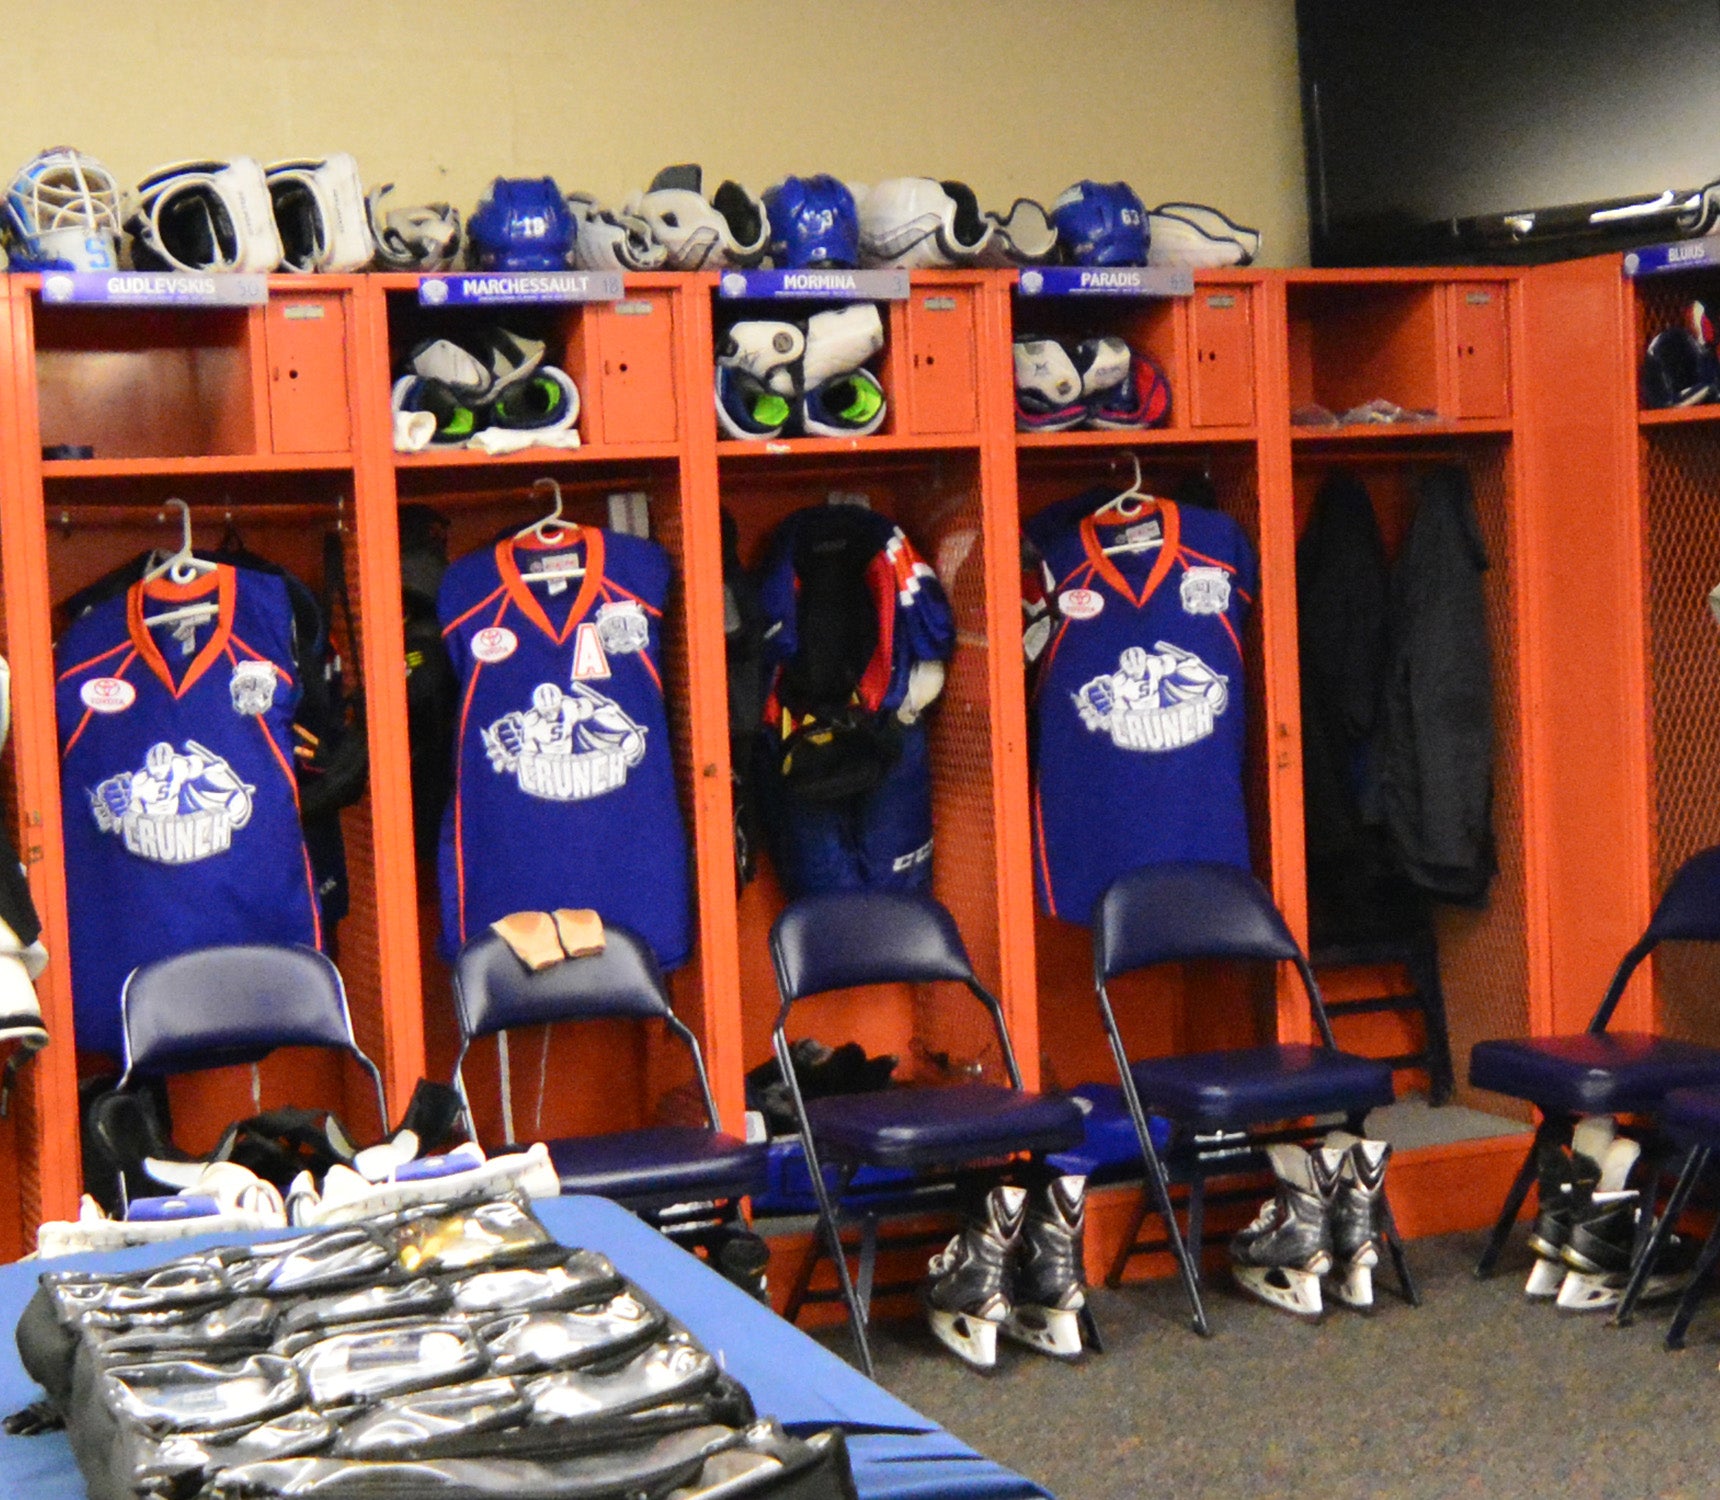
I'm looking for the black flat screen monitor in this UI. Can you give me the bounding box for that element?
[1299,0,1720,264]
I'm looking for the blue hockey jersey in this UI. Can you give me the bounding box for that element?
[438,527,691,969]
[1028,497,1257,923]
[55,565,322,1057]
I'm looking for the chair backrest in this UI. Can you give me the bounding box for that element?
[450,926,718,1133]
[453,927,673,1039]
[770,890,977,1003]
[1093,862,1337,1048]
[1590,842,1720,1032]
[768,890,1022,1087]
[1094,863,1301,979]
[118,944,386,1121]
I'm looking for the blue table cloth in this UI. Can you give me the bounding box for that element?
[0,1194,1049,1499]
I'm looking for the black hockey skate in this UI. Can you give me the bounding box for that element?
[1003,1175,1098,1359]
[1523,1115,1612,1299]
[1557,1177,1696,1313]
[1230,1143,1342,1320]
[924,1184,1026,1369]
[1325,1132,1391,1312]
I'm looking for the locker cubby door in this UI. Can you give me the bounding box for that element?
[1287,437,1532,1115]
[719,452,1016,1135]
[1188,281,1256,429]
[1443,281,1512,421]
[390,461,724,1158]
[900,278,983,437]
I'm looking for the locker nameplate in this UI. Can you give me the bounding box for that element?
[418,272,624,306]
[718,269,908,300]
[1206,293,1237,309]
[283,304,327,320]
[1624,235,1720,277]
[39,272,268,307]
[1018,266,1193,298]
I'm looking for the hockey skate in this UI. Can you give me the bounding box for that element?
[923,1183,1026,1369]
[1003,1175,1096,1359]
[1524,1115,1613,1298]
[1324,1132,1391,1312]
[1230,1142,1341,1320]
[1556,1137,1695,1311]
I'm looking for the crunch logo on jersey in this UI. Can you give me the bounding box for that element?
[89,739,256,864]
[1073,642,1230,753]
[481,681,647,802]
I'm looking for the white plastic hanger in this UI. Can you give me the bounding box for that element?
[1094,453,1163,555]
[516,477,585,584]
[143,499,220,629]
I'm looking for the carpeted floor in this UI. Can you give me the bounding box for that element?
[833,1230,1720,1500]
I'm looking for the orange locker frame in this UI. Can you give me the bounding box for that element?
[0,255,1666,1264]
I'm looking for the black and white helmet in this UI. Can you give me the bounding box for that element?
[367,183,462,271]
[565,192,667,271]
[624,164,769,270]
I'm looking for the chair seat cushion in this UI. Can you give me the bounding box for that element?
[1468,1034,1720,1114]
[538,1127,766,1206]
[1129,1044,1395,1129]
[1661,1086,1720,1145]
[805,1083,1084,1169]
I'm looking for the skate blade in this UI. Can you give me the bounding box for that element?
[928,1308,1000,1369]
[1002,1304,1085,1359]
[1329,1254,1377,1313]
[1233,1262,1325,1320]
[1558,1265,1691,1312]
[1524,1255,1567,1299]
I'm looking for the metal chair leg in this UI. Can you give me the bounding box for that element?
[1616,1146,1707,1329]
[796,1140,873,1376]
[855,1214,880,1332]
[1664,1212,1720,1352]
[1476,1115,1565,1278]
[1380,1192,1420,1306]
[1185,1169,1207,1288]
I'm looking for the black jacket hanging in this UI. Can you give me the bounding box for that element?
[1296,470,1422,944]
[1378,463,1496,906]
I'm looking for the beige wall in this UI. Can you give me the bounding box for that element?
[2,0,1309,265]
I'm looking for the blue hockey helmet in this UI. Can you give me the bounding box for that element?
[1049,180,1149,266]
[467,176,575,271]
[763,175,860,268]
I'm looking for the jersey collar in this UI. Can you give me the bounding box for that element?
[496,527,606,645]
[1079,498,1180,608]
[127,566,236,699]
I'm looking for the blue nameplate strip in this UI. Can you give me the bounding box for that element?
[420,272,625,306]
[39,272,268,307]
[1017,266,1194,298]
[717,269,909,300]
[1623,238,1720,277]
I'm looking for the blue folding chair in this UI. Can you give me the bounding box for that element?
[1093,862,1411,1334]
[112,944,389,1207]
[1469,843,1720,1280]
[452,926,766,1236]
[769,890,1084,1376]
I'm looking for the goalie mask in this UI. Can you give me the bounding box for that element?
[1050,180,1149,266]
[366,183,461,271]
[975,198,1059,267]
[855,177,994,268]
[5,147,122,271]
[267,154,374,272]
[565,192,666,271]
[626,164,769,270]
[468,176,575,271]
[1147,201,1261,268]
[127,158,283,274]
[763,175,860,268]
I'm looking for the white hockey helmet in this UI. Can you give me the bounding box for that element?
[127,158,283,274]
[974,198,1059,267]
[856,177,994,268]
[4,147,122,271]
[267,154,375,272]
[366,183,462,271]
[566,192,668,271]
[625,164,769,270]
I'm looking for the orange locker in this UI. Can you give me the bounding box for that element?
[1188,282,1256,428]
[902,278,981,435]
[1445,281,1512,420]
[265,289,353,453]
